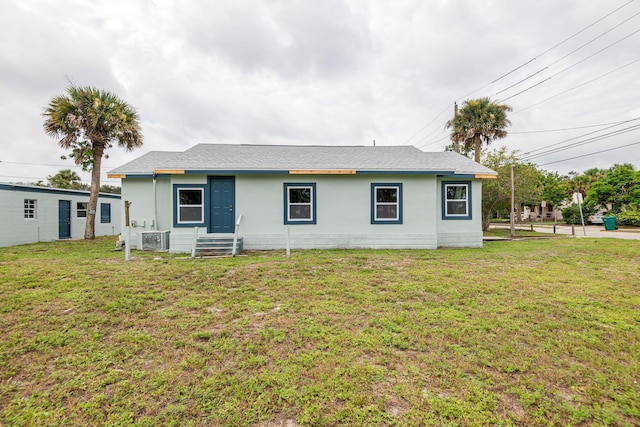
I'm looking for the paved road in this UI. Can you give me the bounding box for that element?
[491,223,640,240]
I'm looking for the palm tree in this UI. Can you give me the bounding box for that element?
[446,97,512,163]
[43,85,143,239]
[46,169,87,190]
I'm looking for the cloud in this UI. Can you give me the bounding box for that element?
[0,0,639,184]
[180,0,373,80]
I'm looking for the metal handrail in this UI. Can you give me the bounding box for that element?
[232,214,243,256]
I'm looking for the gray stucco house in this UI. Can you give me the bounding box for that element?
[107,144,497,253]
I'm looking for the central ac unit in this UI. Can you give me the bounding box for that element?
[138,230,170,251]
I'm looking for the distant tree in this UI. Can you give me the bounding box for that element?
[443,141,472,158]
[46,169,89,190]
[43,85,142,239]
[541,171,572,221]
[99,184,121,194]
[584,164,640,212]
[481,148,543,231]
[446,97,512,163]
[568,167,606,196]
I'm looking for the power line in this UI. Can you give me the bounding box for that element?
[0,174,121,183]
[511,118,640,134]
[511,57,640,115]
[416,134,449,150]
[498,28,640,103]
[0,160,118,168]
[537,140,640,166]
[524,124,640,160]
[498,0,635,79]
[493,10,640,98]
[520,119,640,158]
[403,103,453,144]
[402,1,636,143]
[521,117,640,156]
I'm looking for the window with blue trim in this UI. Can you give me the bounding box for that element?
[442,181,472,219]
[284,183,316,224]
[100,203,111,223]
[371,183,402,224]
[177,187,205,224]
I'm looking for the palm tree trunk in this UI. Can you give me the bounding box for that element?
[84,147,104,239]
[474,135,481,163]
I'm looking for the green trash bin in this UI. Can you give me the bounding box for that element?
[602,216,617,230]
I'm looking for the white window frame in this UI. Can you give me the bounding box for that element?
[443,182,471,219]
[77,202,88,218]
[371,184,402,224]
[284,183,316,224]
[24,199,37,219]
[177,187,205,224]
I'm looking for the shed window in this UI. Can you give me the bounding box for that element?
[177,188,204,224]
[284,183,316,224]
[24,199,37,219]
[371,184,402,224]
[77,202,88,218]
[100,203,111,223]
[442,182,472,219]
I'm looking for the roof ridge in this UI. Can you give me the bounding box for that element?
[188,143,419,149]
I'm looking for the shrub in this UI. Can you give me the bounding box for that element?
[561,205,592,225]
[616,210,640,227]
[561,206,576,224]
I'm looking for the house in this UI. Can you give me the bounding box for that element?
[107,144,497,253]
[0,183,121,247]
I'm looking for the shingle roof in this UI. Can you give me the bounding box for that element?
[108,144,497,176]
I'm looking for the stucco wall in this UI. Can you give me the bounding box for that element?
[436,178,484,247]
[121,173,484,252]
[0,187,121,247]
[235,174,438,250]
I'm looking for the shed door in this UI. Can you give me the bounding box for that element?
[58,200,71,239]
[209,176,235,233]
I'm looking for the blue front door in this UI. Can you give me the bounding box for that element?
[209,176,235,233]
[58,200,71,239]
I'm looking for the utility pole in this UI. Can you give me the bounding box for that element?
[510,164,515,237]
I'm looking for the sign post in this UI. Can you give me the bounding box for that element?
[572,193,587,236]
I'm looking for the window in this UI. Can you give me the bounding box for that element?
[371,184,402,224]
[442,182,472,219]
[177,188,205,224]
[24,199,36,219]
[284,183,316,224]
[77,202,88,218]
[100,203,111,223]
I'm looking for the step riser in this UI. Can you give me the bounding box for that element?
[194,237,243,255]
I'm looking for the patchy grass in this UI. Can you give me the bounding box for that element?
[483,228,552,238]
[1,237,639,426]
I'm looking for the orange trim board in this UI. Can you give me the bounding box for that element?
[154,169,185,174]
[106,174,126,179]
[289,169,356,175]
[475,174,497,179]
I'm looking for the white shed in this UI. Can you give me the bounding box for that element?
[0,183,121,247]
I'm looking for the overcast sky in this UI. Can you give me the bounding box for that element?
[1,0,639,186]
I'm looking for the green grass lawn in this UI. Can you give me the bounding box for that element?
[1,237,639,426]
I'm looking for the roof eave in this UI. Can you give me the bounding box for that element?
[109,169,495,178]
